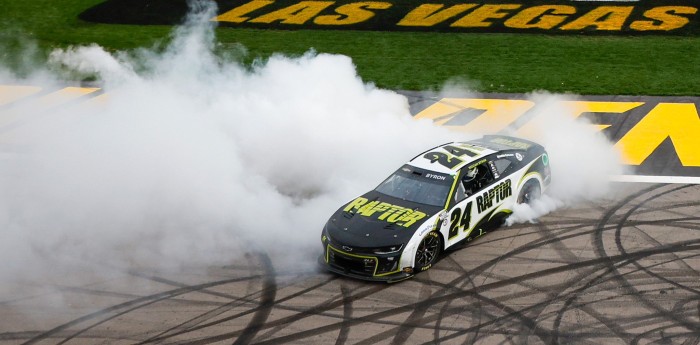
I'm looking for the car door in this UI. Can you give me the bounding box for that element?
[469,154,518,226]
[440,159,496,248]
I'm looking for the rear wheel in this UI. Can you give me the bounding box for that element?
[517,180,541,204]
[414,231,442,272]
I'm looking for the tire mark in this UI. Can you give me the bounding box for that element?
[352,191,692,344]
[143,276,350,344]
[390,279,435,345]
[141,276,338,344]
[243,276,341,343]
[550,184,700,344]
[351,280,438,345]
[550,260,634,344]
[334,284,353,345]
[419,264,650,345]
[550,184,668,344]
[596,185,700,334]
[143,254,278,345]
[126,269,245,301]
[19,274,264,345]
[621,225,700,295]
[432,256,483,345]
[23,252,272,344]
[137,284,268,344]
[8,185,700,344]
[230,253,277,345]
[161,283,390,344]
[352,223,568,345]
[615,191,700,296]
[249,239,700,345]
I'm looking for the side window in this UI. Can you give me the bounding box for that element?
[490,151,525,178]
[493,158,513,176]
[454,181,466,203]
[460,162,495,198]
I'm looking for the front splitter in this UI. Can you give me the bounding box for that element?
[318,256,413,283]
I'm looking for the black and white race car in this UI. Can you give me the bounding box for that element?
[320,135,551,282]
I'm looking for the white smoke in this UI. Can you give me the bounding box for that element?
[0,2,626,286]
[0,3,457,283]
[505,93,627,224]
[423,86,626,225]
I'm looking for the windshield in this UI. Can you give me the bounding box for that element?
[375,166,453,207]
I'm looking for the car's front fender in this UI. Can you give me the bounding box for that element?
[399,213,442,270]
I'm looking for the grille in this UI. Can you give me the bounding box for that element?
[328,249,376,276]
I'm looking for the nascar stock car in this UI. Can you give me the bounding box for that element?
[320,135,551,282]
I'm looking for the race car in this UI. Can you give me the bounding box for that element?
[320,135,551,282]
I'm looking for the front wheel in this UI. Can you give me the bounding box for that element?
[414,231,442,272]
[517,180,541,205]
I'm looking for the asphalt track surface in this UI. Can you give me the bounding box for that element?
[1,183,699,344]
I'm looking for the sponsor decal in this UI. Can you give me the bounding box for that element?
[497,153,515,158]
[476,179,512,213]
[488,160,500,178]
[516,152,524,161]
[79,0,699,35]
[489,137,532,149]
[343,197,427,227]
[418,222,435,236]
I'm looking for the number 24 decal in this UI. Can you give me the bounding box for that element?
[423,145,476,169]
[448,201,472,239]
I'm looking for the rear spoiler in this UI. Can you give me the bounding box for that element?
[471,135,545,156]
[473,135,541,149]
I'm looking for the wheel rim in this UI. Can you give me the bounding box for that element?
[519,183,541,204]
[416,234,440,267]
[523,185,533,203]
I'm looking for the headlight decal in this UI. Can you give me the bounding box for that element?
[372,244,403,255]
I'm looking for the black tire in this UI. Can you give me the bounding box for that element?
[414,231,442,272]
[517,180,541,205]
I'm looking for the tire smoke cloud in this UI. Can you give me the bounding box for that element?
[430,86,626,224]
[0,2,625,287]
[0,3,456,284]
[504,93,627,224]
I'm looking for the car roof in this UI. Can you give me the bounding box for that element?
[407,141,496,175]
[406,135,540,175]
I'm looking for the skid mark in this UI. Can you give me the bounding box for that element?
[2,184,699,344]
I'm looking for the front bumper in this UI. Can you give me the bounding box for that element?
[319,244,413,283]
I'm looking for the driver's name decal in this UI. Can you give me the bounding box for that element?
[426,173,447,180]
[344,197,427,227]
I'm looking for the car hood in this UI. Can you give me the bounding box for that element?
[325,191,443,248]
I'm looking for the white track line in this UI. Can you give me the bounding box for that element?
[611,175,700,184]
